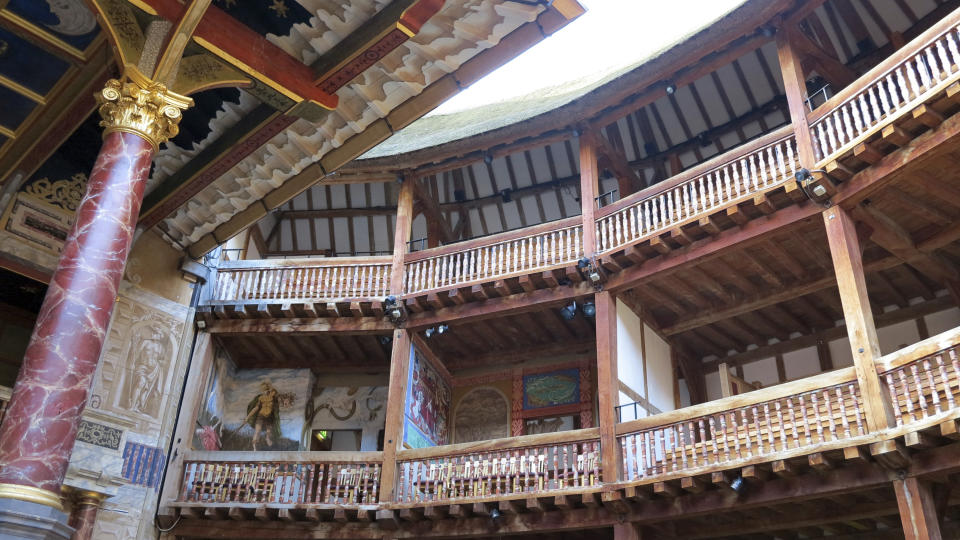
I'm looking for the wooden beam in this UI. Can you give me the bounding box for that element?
[379,329,411,503]
[391,177,415,296]
[595,290,619,483]
[894,477,943,540]
[823,206,894,432]
[412,177,456,246]
[776,26,818,167]
[580,130,600,255]
[614,522,642,540]
[203,317,392,335]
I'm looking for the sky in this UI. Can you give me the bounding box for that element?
[430,0,748,115]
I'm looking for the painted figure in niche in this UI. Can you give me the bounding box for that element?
[127,338,163,414]
[245,381,282,451]
[195,419,222,451]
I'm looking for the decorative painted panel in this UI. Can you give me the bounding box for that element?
[403,346,450,447]
[522,368,580,410]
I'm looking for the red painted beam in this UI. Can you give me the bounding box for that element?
[141,0,338,109]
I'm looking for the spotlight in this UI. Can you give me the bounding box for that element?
[560,301,577,321]
[425,327,435,338]
[697,132,712,148]
[437,324,448,335]
[581,301,596,318]
[384,295,405,325]
[730,474,746,494]
[483,153,494,164]
[378,335,393,346]
[490,507,502,522]
[759,26,776,37]
[578,257,601,285]
[665,81,677,95]
[425,324,448,338]
[500,189,512,203]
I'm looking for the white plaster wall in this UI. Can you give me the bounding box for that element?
[645,326,674,414]
[701,306,960,401]
[616,300,645,407]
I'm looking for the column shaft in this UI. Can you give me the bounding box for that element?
[0,131,153,500]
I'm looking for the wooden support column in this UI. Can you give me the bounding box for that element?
[614,522,642,540]
[823,206,894,432]
[776,26,818,166]
[894,477,943,540]
[378,328,411,503]
[579,131,600,255]
[595,290,619,482]
[390,177,415,296]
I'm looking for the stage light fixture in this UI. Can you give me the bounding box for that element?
[560,301,577,321]
[665,81,677,95]
[579,257,601,285]
[378,335,393,346]
[490,508,502,522]
[581,301,596,318]
[437,324,448,335]
[425,327,436,338]
[384,295,405,325]
[730,474,746,494]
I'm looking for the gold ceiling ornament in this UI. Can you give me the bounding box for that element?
[24,173,88,212]
[95,68,193,152]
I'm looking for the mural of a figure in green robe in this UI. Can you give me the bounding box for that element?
[245,381,282,451]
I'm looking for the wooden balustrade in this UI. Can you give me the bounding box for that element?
[595,130,798,254]
[394,429,601,504]
[403,218,583,296]
[177,452,382,505]
[615,368,864,483]
[208,257,392,304]
[809,17,960,163]
[880,326,960,429]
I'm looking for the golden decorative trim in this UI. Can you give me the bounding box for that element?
[0,483,63,511]
[96,68,193,152]
[193,36,303,103]
[0,125,14,138]
[0,74,45,104]
[23,173,87,211]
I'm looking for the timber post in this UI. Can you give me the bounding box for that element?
[823,206,895,432]
[378,329,412,503]
[579,129,600,256]
[894,476,944,540]
[595,290,620,483]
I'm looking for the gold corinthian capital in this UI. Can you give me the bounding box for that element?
[95,68,193,152]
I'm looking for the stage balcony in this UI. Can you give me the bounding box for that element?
[166,14,960,537]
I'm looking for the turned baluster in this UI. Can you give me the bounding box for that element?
[641,431,651,477]
[924,359,942,414]
[897,369,916,422]
[655,429,667,474]
[708,417,719,465]
[728,412,742,459]
[719,415,731,462]
[786,397,800,448]
[810,392,824,443]
[850,384,866,435]
[744,408,757,456]
[698,419,708,465]
[773,401,785,452]
[677,423,688,470]
[937,354,956,410]
[886,372,904,426]
[911,363,930,418]
[631,433,640,480]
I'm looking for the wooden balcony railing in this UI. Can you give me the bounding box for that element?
[595,127,798,255]
[403,218,583,296]
[393,429,601,504]
[616,368,865,483]
[177,451,382,505]
[809,15,960,163]
[881,326,960,430]
[208,257,392,305]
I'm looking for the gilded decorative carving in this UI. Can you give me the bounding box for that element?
[23,173,87,211]
[96,69,193,152]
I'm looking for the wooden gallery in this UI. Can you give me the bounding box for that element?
[1,0,960,538]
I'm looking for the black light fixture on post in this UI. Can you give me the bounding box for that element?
[581,300,596,319]
[384,295,406,326]
[560,301,577,321]
[577,257,604,290]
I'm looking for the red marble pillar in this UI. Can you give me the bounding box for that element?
[67,494,103,540]
[0,131,153,504]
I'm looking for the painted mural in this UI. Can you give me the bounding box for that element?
[403,347,450,448]
[523,368,580,410]
[194,348,312,451]
[453,387,509,443]
[303,384,388,451]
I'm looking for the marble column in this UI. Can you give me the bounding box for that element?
[0,70,190,536]
[66,492,104,540]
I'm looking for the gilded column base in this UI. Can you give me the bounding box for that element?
[0,484,63,511]
[0,487,71,540]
